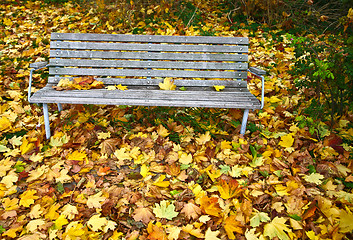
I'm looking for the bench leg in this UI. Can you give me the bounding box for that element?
[43,103,51,139]
[240,109,249,135]
[57,103,62,112]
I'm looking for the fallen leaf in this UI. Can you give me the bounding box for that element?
[181,201,201,220]
[133,207,155,224]
[159,78,176,90]
[153,200,179,220]
[263,217,293,240]
[213,85,225,91]
[224,215,243,239]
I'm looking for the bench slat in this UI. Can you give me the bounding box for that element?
[48,77,248,87]
[31,96,259,109]
[49,67,247,79]
[50,50,248,62]
[51,41,248,53]
[51,33,249,45]
[49,59,248,71]
[33,87,258,103]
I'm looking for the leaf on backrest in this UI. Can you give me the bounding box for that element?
[159,78,176,90]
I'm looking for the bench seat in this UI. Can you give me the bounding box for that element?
[29,33,265,138]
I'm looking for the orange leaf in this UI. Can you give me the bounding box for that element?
[224,215,243,239]
[200,195,222,217]
[147,222,167,240]
[217,178,242,200]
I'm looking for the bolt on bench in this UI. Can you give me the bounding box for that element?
[29,33,266,139]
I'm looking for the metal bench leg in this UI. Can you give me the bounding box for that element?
[240,109,250,135]
[43,103,51,139]
[57,103,62,112]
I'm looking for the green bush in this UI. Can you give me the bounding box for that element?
[289,34,353,127]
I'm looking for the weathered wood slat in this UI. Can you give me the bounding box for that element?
[51,33,249,45]
[51,41,249,53]
[48,77,248,87]
[49,67,247,79]
[33,88,259,103]
[30,95,260,109]
[50,50,248,62]
[49,59,248,71]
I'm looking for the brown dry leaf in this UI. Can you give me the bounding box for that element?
[181,201,201,220]
[133,207,155,224]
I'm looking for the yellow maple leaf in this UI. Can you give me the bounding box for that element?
[87,214,108,232]
[205,228,221,240]
[97,132,111,140]
[159,78,176,90]
[55,214,69,230]
[62,204,79,220]
[87,191,106,209]
[2,197,19,211]
[224,215,244,239]
[274,184,290,196]
[116,84,128,90]
[195,131,211,145]
[213,85,225,91]
[153,175,170,188]
[57,78,72,88]
[1,171,18,188]
[56,169,72,183]
[279,133,294,148]
[3,18,12,26]
[182,224,205,238]
[114,148,132,161]
[217,178,242,200]
[157,124,170,137]
[0,116,11,131]
[20,137,34,155]
[19,189,39,207]
[339,210,353,233]
[27,219,45,232]
[29,204,43,219]
[140,164,150,178]
[103,220,117,233]
[179,152,193,165]
[67,150,87,161]
[63,221,86,239]
[45,203,60,220]
[3,225,22,238]
[263,217,293,240]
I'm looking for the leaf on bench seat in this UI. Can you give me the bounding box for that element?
[159,78,176,91]
[53,77,104,91]
[105,84,128,91]
[213,85,225,91]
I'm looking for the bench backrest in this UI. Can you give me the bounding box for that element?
[48,33,249,87]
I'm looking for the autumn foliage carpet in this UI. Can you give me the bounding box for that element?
[0,1,353,239]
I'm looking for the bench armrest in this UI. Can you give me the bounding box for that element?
[248,67,266,109]
[28,61,49,102]
[249,67,266,76]
[30,61,48,70]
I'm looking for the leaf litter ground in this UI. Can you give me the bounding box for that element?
[0,1,353,239]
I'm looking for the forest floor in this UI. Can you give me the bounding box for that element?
[0,1,353,239]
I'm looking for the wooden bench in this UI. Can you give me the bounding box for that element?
[29,33,266,139]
